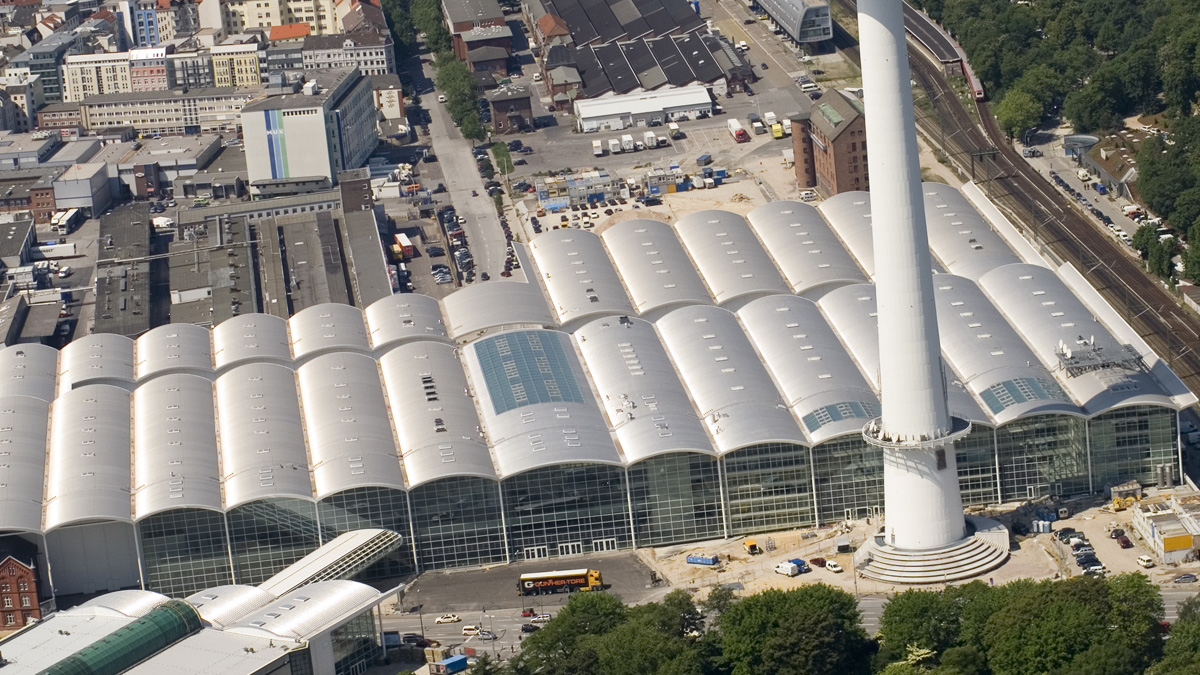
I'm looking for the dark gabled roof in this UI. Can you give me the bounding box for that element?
[646,36,693,87]
[544,43,576,69]
[664,0,705,33]
[641,4,677,35]
[469,45,509,62]
[593,42,637,94]
[674,33,720,82]
[574,46,611,97]
[621,39,666,90]
[555,0,598,45]
[582,0,623,43]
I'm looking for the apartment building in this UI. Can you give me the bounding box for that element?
[5,29,86,103]
[0,74,44,132]
[791,90,869,196]
[210,40,264,87]
[62,51,133,102]
[200,0,342,38]
[129,45,174,91]
[301,31,393,75]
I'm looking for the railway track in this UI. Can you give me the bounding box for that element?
[830,0,1200,394]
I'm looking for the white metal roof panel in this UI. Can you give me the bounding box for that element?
[71,589,171,617]
[135,323,214,381]
[57,333,135,395]
[364,293,450,351]
[746,201,867,298]
[132,374,221,519]
[212,314,293,371]
[0,343,58,401]
[0,395,50,533]
[215,363,312,508]
[45,384,133,530]
[257,529,400,596]
[600,219,712,317]
[379,341,495,488]
[816,192,876,276]
[185,585,277,629]
[737,295,879,444]
[122,628,288,674]
[574,85,712,120]
[655,305,806,452]
[298,352,404,499]
[442,280,558,339]
[464,329,621,477]
[932,275,1079,424]
[922,184,1022,281]
[818,284,989,424]
[573,316,714,463]
[529,229,635,329]
[978,263,1175,414]
[672,210,789,307]
[288,303,371,361]
[225,580,382,641]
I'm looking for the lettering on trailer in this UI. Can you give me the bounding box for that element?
[523,576,587,589]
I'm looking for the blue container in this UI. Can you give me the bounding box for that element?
[696,154,712,166]
[686,554,719,565]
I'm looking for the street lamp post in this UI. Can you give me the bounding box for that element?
[416,589,425,637]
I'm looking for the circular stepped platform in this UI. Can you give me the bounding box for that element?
[859,516,1009,585]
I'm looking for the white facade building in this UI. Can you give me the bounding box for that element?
[62,52,133,102]
[574,86,713,132]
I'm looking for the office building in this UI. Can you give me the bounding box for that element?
[241,68,376,193]
[79,86,263,136]
[302,30,394,75]
[755,0,832,45]
[791,90,870,196]
[5,29,86,102]
[129,45,174,90]
[0,73,43,132]
[210,39,265,87]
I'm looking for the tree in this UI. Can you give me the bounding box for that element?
[702,585,737,617]
[1176,595,1200,624]
[1133,222,1159,259]
[467,654,505,675]
[508,592,628,675]
[994,89,1043,141]
[935,645,989,675]
[1148,235,1180,281]
[879,589,961,657]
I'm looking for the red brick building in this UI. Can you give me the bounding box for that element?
[792,91,870,197]
[0,539,41,628]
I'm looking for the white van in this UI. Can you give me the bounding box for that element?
[799,189,818,202]
[801,82,819,93]
[532,73,542,82]
[774,562,800,577]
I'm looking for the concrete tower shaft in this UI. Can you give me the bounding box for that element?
[858,0,966,550]
[858,0,950,441]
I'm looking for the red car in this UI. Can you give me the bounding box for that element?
[1118,535,1133,549]
[520,608,535,617]
[809,557,827,568]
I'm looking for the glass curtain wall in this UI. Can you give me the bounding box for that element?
[408,476,506,570]
[721,443,816,535]
[1088,405,1177,489]
[138,508,233,597]
[226,497,322,585]
[995,414,1088,501]
[501,463,630,561]
[627,452,723,546]
[317,487,415,579]
[331,610,380,675]
[956,426,999,506]
[811,435,883,524]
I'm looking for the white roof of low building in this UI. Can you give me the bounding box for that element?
[186,585,277,630]
[45,384,132,530]
[135,323,214,381]
[932,275,1079,424]
[297,352,404,500]
[215,363,312,509]
[529,230,634,329]
[978,263,1175,414]
[57,333,136,394]
[288,303,371,362]
[745,201,867,299]
[225,580,382,641]
[212,314,293,372]
[442,279,557,340]
[737,295,879,444]
[0,343,58,401]
[601,219,712,318]
[464,329,621,477]
[573,85,712,120]
[921,184,1022,281]
[656,305,806,452]
[573,316,714,463]
[672,210,790,308]
[0,590,169,672]
[0,395,50,533]
[123,626,294,674]
[364,293,449,352]
[379,341,494,488]
[132,374,222,519]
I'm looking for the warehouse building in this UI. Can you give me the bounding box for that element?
[0,184,1192,603]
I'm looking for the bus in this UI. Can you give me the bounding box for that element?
[50,209,81,234]
[517,569,604,596]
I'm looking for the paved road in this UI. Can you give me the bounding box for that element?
[418,60,507,280]
[900,2,959,63]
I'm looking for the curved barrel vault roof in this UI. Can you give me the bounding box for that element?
[672,210,789,307]
[600,219,712,318]
[0,343,58,401]
[746,201,867,299]
[364,293,450,352]
[529,229,634,329]
[132,373,222,519]
[441,279,557,340]
[288,303,371,362]
[45,384,132,530]
[212,314,293,372]
[58,333,135,395]
[135,323,214,382]
[0,395,50,532]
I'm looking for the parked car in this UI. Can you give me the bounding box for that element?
[401,633,426,645]
[435,614,460,624]
[760,62,769,70]
[427,247,445,257]
[1137,555,1156,568]
[481,271,490,281]
[521,623,539,633]
[514,158,527,165]
[1174,574,1197,584]
[825,561,843,573]
[518,147,534,154]
[1118,535,1133,549]
[809,557,826,568]
[531,614,552,623]
[1110,528,1125,539]
[478,631,497,641]
[1073,546,1095,557]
